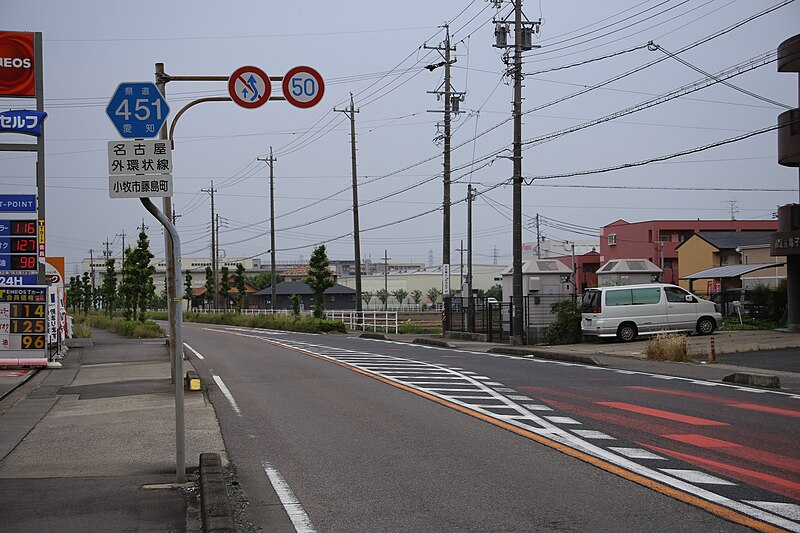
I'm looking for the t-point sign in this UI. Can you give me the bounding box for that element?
[282,66,324,109]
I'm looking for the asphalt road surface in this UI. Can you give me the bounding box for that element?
[182,322,800,532]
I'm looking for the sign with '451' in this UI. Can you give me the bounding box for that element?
[106,82,170,138]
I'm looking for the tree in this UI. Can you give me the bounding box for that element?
[204,267,215,309]
[485,284,502,301]
[99,258,118,318]
[410,289,423,305]
[376,288,389,310]
[391,288,408,306]
[361,290,374,308]
[304,245,335,318]
[289,294,301,318]
[117,230,156,321]
[81,271,92,315]
[218,266,230,311]
[184,271,194,309]
[248,271,281,290]
[118,247,136,320]
[426,287,442,304]
[68,276,83,313]
[234,264,246,313]
[133,230,156,322]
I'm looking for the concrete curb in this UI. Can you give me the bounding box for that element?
[199,453,235,533]
[413,337,456,349]
[488,347,602,366]
[445,331,489,343]
[722,372,781,388]
[359,332,389,340]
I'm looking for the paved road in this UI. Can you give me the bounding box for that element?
[183,322,800,532]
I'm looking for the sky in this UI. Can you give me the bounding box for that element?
[1,0,799,277]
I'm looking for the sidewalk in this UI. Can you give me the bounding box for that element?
[0,328,227,533]
[376,329,800,392]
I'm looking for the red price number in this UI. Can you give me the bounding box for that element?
[10,220,37,236]
[10,255,37,270]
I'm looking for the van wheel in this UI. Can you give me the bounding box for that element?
[697,317,715,335]
[617,323,638,342]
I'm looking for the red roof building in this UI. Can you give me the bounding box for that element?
[600,219,777,284]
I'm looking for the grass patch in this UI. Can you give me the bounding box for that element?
[76,314,164,339]
[72,321,91,338]
[722,316,777,331]
[177,312,347,334]
[397,320,441,335]
[646,333,688,362]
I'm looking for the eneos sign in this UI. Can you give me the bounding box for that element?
[0,32,35,97]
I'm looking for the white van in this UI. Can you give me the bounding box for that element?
[581,283,722,342]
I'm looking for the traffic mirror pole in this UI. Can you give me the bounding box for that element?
[140,196,185,484]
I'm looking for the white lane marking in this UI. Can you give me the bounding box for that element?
[608,447,666,460]
[212,375,242,417]
[261,460,316,533]
[184,343,204,360]
[572,430,615,440]
[744,501,800,521]
[544,416,581,425]
[660,469,736,485]
[522,404,553,411]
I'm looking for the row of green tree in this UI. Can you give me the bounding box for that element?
[67,229,156,321]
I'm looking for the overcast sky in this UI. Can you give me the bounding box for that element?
[2,0,798,276]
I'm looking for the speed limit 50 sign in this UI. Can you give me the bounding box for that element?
[282,66,325,109]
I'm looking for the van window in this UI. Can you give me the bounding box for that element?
[632,288,661,304]
[581,290,601,312]
[665,286,695,303]
[605,288,661,306]
[605,289,632,306]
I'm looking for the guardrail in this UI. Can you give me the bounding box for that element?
[325,310,398,334]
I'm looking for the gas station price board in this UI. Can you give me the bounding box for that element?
[0,219,38,272]
[0,286,47,365]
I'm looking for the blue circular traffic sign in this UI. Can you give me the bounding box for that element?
[106,82,170,138]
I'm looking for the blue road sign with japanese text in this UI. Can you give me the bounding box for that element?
[106,82,170,139]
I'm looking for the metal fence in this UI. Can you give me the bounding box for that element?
[447,294,575,343]
[710,290,786,320]
[324,310,399,334]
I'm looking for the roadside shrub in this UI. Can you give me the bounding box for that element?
[723,316,776,331]
[179,312,346,334]
[81,314,164,338]
[543,300,582,345]
[72,322,91,338]
[646,333,688,362]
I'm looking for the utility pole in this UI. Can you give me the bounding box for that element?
[103,239,112,259]
[535,214,541,259]
[88,249,96,294]
[467,185,475,332]
[335,94,363,318]
[425,24,463,332]
[493,0,540,344]
[116,231,126,283]
[201,181,217,309]
[456,240,465,291]
[257,148,278,311]
[215,213,221,308]
[383,250,391,311]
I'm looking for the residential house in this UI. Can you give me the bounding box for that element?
[253,281,356,311]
